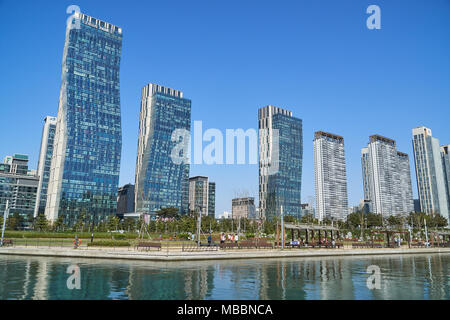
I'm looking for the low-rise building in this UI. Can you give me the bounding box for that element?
[0,154,39,228]
[232,197,256,220]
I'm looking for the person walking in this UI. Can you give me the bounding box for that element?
[220,233,225,244]
[235,233,238,244]
[208,233,212,246]
[91,233,94,244]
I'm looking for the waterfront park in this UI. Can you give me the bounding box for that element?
[1,207,450,261]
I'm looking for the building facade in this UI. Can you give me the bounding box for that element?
[0,154,39,228]
[45,13,123,226]
[117,184,135,217]
[313,131,348,221]
[232,197,256,220]
[441,145,450,207]
[258,105,303,221]
[188,176,215,217]
[135,83,191,216]
[361,135,414,217]
[34,116,57,217]
[412,127,449,219]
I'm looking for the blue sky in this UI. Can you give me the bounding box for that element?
[1,0,449,216]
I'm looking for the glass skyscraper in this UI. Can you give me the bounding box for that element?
[34,116,57,217]
[258,105,303,221]
[45,13,123,226]
[135,83,191,216]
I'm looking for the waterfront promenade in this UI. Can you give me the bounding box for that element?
[1,245,449,262]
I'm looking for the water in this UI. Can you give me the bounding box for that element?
[0,253,448,300]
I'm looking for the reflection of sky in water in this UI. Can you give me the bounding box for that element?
[0,253,448,300]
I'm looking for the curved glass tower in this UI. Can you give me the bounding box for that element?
[45,13,123,226]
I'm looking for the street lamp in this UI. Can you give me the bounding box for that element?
[196,205,205,247]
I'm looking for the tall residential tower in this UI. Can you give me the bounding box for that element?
[314,131,348,221]
[361,135,414,217]
[412,127,449,221]
[45,13,123,225]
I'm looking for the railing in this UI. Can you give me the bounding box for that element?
[182,242,219,252]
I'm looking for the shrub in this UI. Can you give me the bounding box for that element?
[113,234,127,240]
[87,240,130,247]
[177,233,190,240]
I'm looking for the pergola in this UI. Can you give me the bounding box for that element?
[371,229,409,247]
[284,223,340,244]
[429,230,450,245]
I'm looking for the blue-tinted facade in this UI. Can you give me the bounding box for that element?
[45,13,123,226]
[266,113,303,220]
[135,84,191,215]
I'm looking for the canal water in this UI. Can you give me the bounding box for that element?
[0,253,448,300]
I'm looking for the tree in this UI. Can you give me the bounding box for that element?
[52,214,65,232]
[366,213,383,228]
[346,211,362,229]
[156,207,179,219]
[432,214,448,228]
[35,214,49,232]
[300,213,316,224]
[387,215,404,229]
[107,216,120,231]
[7,212,23,230]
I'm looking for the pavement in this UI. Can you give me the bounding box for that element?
[1,246,449,262]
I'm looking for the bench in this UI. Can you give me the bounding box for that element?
[136,242,161,251]
[219,242,239,249]
[1,239,13,246]
[257,241,274,249]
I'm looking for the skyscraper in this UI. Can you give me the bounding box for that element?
[441,145,450,206]
[258,105,303,221]
[45,13,123,225]
[411,127,449,220]
[361,135,414,217]
[313,131,348,221]
[188,176,215,217]
[135,83,191,216]
[34,116,57,217]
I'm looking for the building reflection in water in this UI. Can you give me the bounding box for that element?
[0,253,448,300]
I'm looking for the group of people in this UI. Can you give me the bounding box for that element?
[220,233,239,244]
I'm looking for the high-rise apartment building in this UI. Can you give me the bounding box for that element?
[0,154,39,228]
[258,105,303,221]
[135,83,191,216]
[361,135,414,217]
[313,131,348,221]
[412,127,449,219]
[34,116,57,217]
[188,176,215,217]
[46,13,123,225]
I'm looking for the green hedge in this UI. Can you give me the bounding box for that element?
[87,240,131,247]
[4,231,138,239]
